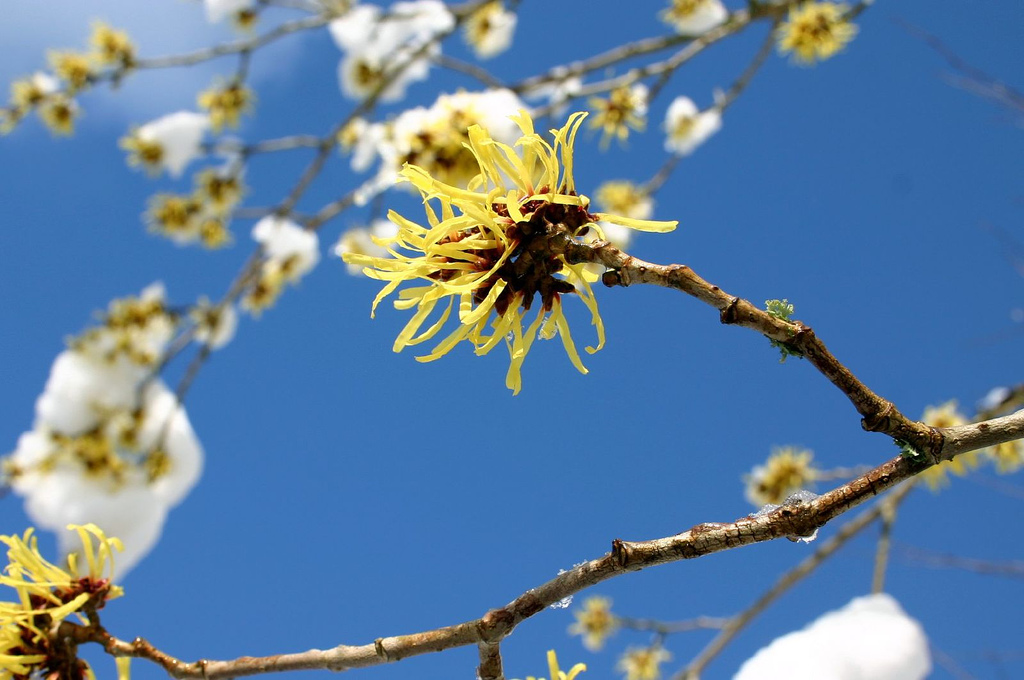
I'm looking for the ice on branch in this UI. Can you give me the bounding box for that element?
[121,111,210,178]
[3,285,204,575]
[734,593,930,679]
[464,1,517,59]
[334,218,399,275]
[330,0,454,102]
[341,110,677,394]
[659,0,728,36]
[663,96,721,156]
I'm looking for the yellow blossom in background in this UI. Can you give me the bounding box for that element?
[241,265,287,315]
[10,76,53,110]
[514,650,587,680]
[777,2,858,65]
[988,439,1024,474]
[120,130,166,175]
[48,51,94,92]
[89,22,135,68]
[744,446,819,506]
[198,80,254,131]
[568,596,617,651]
[195,169,245,214]
[617,646,671,680]
[464,1,517,59]
[659,0,728,35]
[589,84,648,148]
[198,216,233,249]
[147,194,203,243]
[594,181,653,221]
[918,400,979,492]
[0,525,123,680]
[342,110,676,394]
[39,94,79,136]
[233,9,260,32]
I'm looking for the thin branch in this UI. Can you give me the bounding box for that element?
[477,641,505,680]
[677,480,916,679]
[895,544,1024,581]
[134,14,333,69]
[870,492,900,593]
[433,54,508,90]
[615,615,729,636]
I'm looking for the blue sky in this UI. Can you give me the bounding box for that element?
[1,1,1022,679]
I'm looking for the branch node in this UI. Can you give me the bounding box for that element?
[602,269,625,287]
[374,638,390,662]
[611,538,631,568]
[719,297,740,324]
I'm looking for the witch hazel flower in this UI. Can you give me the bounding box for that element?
[659,0,729,36]
[203,0,256,24]
[244,216,320,314]
[342,110,676,394]
[464,1,517,59]
[120,111,210,177]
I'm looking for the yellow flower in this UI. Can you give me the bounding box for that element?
[195,169,245,214]
[1,525,123,680]
[918,400,980,492]
[198,80,254,131]
[48,51,94,92]
[147,194,203,243]
[89,22,135,68]
[10,75,57,110]
[464,1,517,58]
[514,650,587,680]
[38,94,79,136]
[588,85,647,148]
[777,2,858,65]
[120,130,166,175]
[594,181,653,221]
[617,646,671,680]
[233,9,260,32]
[342,110,676,394]
[744,446,819,506]
[988,439,1024,475]
[568,596,617,651]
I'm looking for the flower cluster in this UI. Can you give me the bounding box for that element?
[201,0,263,30]
[120,111,210,178]
[342,111,676,393]
[1,525,123,680]
[663,96,722,156]
[242,216,321,314]
[2,285,210,574]
[568,596,617,651]
[329,1,454,102]
[744,446,820,506]
[198,79,255,131]
[1,23,135,136]
[346,89,526,193]
[145,168,244,248]
[777,2,858,65]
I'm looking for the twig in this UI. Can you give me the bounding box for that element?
[433,54,508,89]
[677,480,916,679]
[870,491,901,593]
[477,641,505,680]
[894,544,1024,581]
[615,615,729,635]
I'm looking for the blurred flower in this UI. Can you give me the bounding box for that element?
[48,51,94,92]
[121,111,210,177]
[190,298,239,350]
[341,110,676,393]
[10,72,59,110]
[595,181,653,221]
[778,2,858,65]
[39,94,79,136]
[744,446,819,506]
[203,0,256,24]
[89,22,135,68]
[735,593,930,680]
[232,8,260,32]
[659,0,728,35]
[198,80,253,131]
[918,400,979,492]
[663,96,721,155]
[194,168,245,214]
[514,650,587,680]
[987,439,1023,475]
[568,596,617,651]
[617,646,671,680]
[147,194,203,244]
[334,218,399,275]
[589,84,647,148]
[244,216,320,314]
[464,1,517,59]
